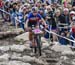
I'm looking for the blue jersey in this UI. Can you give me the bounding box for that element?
[28,12,42,22]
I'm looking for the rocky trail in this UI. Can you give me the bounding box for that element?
[0,18,75,65]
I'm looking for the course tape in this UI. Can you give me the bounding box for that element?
[45,29,75,43]
[0,9,11,15]
[0,9,22,22]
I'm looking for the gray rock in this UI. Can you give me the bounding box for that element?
[15,32,48,43]
[22,55,45,65]
[41,37,48,43]
[14,32,29,41]
[22,55,36,62]
[0,53,10,62]
[61,51,75,55]
[51,44,72,52]
[8,61,31,65]
[10,52,22,60]
[0,61,8,65]
[10,44,30,52]
[42,43,49,49]
[0,46,10,52]
[72,59,75,65]
[60,56,69,60]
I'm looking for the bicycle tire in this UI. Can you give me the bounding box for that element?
[36,35,42,56]
[34,38,37,54]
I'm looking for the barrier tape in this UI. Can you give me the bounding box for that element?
[0,9,22,23]
[0,9,11,15]
[45,29,75,43]
[0,9,75,43]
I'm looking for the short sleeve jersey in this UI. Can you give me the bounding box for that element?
[28,12,42,22]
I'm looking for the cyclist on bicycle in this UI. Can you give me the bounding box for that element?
[25,7,46,48]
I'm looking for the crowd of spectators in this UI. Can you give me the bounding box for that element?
[0,0,75,46]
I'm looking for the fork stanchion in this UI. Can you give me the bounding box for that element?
[48,25,52,44]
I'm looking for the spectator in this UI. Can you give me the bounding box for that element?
[0,0,4,19]
[72,0,75,6]
[70,11,75,25]
[70,25,75,46]
[11,2,18,26]
[63,8,70,25]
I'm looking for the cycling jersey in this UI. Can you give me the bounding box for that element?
[28,12,42,27]
[28,12,42,22]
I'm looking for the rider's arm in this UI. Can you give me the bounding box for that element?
[41,18,47,26]
[38,14,47,26]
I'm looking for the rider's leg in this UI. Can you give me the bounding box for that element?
[29,31,33,48]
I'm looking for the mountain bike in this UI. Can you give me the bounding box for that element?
[31,25,43,56]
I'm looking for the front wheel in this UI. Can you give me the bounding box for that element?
[36,35,42,56]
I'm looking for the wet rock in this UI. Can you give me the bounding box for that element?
[15,32,29,41]
[0,53,10,62]
[41,37,48,43]
[15,32,48,43]
[62,59,73,65]
[10,52,22,60]
[51,44,71,52]
[42,43,49,49]
[72,59,75,65]
[10,44,29,52]
[21,55,45,64]
[45,58,59,63]
[11,54,45,65]
[0,46,10,52]
[22,55,36,62]
[43,50,52,54]
[0,30,23,39]
[61,51,75,55]
[11,28,24,33]
[60,56,69,60]
[8,61,31,65]
[0,61,8,65]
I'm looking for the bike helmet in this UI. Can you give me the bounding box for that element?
[32,7,38,12]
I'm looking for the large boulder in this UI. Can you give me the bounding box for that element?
[22,55,45,65]
[0,53,10,62]
[22,55,36,62]
[10,44,30,52]
[10,52,22,60]
[15,32,48,43]
[10,44,25,52]
[11,28,24,34]
[14,32,29,41]
[0,61,8,65]
[8,61,31,65]
[51,44,72,53]
[41,37,48,43]
[0,46,10,52]
[72,59,75,65]
[42,43,49,49]
[61,51,75,55]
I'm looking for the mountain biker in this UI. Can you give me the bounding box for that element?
[25,7,47,47]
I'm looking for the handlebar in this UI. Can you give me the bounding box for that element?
[32,29,43,35]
